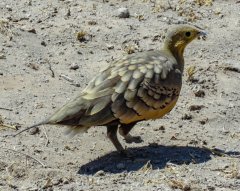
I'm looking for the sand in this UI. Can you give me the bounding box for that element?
[0,0,240,190]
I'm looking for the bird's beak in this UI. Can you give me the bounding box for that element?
[197,31,207,40]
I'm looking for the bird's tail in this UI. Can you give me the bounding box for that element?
[64,126,90,138]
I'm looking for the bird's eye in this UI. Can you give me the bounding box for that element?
[185,32,191,37]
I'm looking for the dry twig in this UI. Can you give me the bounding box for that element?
[47,60,55,78]
[0,107,13,111]
[43,126,50,146]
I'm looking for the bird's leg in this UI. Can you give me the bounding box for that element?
[119,123,143,143]
[106,125,125,155]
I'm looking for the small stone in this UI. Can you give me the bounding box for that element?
[194,89,205,97]
[152,34,161,42]
[27,28,36,34]
[189,105,204,111]
[183,185,191,191]
[70,63,79,70]
[41,41,47,46]
[6,5,12,11]
[88,20,97,25]
[0,54,6,59]
[117,7,130,18]
[199,118,208,125]
[29,127,40,135]
[27,63,39,70]
[181,113,192,120]
[116,163,125,169]
[214,8,222,15]
[53,7,58,14]
[66,8,71,17]
[170,135,177,140]
[106,44,114,50]
[153,125,165,131]
[219,14,224,18]
[159,125,165,130]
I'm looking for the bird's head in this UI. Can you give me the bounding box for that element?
[163,25,207,59]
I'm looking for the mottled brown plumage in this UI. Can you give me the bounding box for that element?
[16,25,206,154]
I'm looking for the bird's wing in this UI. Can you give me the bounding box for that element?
[110,51,182,124]
[47,51,180,127]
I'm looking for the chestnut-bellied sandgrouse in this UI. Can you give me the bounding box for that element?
[15,25,206,155]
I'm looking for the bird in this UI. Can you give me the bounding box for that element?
[15,25,206,155]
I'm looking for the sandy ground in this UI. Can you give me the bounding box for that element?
[0,0,240,190]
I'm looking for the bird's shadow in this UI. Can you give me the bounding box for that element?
[78,144,240,175]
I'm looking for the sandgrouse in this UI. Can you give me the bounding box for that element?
[16,25,206,154]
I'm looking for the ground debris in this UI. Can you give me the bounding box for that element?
[168,179,191,191]
[0,19,14,39]
[224,65,240,73]
[27,63,39,70]
[42,178,52,189]
[0,115,17,130]
[139,160,152,173]
[76,30,91,42]
[189,105,204,111]
[186,65,196,81]
[194,89,205,97]
[60,74,74,82]
[0,54,6,59]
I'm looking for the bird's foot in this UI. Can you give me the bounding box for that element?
[124,134,143,144]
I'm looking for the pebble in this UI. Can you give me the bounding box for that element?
[70,63,79,70]
[194,89,205,97]
[199,118,208,125]
[6,5,12,11]
[189,105,204,111]
[27,63,39,70]
[106,44,114,50]
[0,54,6,59]
[41,41,47,46]
[29,127,40,135]
[153,125,165,131]
[117,7,130,18]
[27,28,37,34]
[181,113,192,120]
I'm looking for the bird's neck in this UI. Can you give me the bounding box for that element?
[163,40,186,72]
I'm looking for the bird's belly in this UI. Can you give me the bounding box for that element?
[120,98,178,124]
[144,99,177,120]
